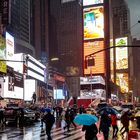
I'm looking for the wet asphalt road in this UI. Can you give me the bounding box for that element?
[0,120,138,140]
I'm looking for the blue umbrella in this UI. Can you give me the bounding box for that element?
[97,107,119,115]
[74,114,98,126]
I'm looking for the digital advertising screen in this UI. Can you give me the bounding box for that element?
[116,73,128,93]
[84,41,105,75]
[84,6,104,40]
[110,47,114,82]
[54,89,65,100]
[0,35,6,73]
[115,37,128,69]
[83,0,104,6]
[6,32,15,67]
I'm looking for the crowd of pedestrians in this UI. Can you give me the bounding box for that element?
[0,103,140,140]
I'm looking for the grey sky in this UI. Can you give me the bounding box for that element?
[126,0,140,39]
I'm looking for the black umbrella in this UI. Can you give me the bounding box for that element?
[97,107,119,115]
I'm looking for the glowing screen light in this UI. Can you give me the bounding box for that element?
[84,41,105,75]
[116,73,128,93]
[84,6,104,40]
[115,37,128,69]
[83,0,104,6]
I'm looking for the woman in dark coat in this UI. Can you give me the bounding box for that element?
[82,123,98,140]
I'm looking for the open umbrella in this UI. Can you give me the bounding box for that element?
[97,107,119,115]
[74,113,98,126]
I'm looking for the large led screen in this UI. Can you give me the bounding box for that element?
[0,35,6,73]
[84,41,105,75]
[115,37,128,69]
[116,73,128,93]
[83,0,104,6]
[84,6,104,40]
[6,32,15,67]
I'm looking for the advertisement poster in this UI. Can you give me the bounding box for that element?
[115,37,128,69]
[84,6,104,40]
[116,73,128,93]
[0,35,6,73]
[110,48,114,81]
[84,41,105,75]
[83,0,103,6]
[6,32,15,67]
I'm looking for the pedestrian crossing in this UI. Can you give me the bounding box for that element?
[0,123,86,140]
[0,121,128,140]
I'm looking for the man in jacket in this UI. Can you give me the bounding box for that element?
[43,109,55,140]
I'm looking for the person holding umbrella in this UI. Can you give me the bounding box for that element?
[82,123,98,140]
[74,113,98,140]
[135,111,140,129]
[99,113,112,140]
[120,110,130,137]
[110,113,118,138]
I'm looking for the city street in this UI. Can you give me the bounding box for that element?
[0,120,138,140]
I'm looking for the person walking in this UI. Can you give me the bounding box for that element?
[120,110,130,137]
[110,113,118,138]
[82,123,98,140]
[40,106,46,127]
[43,109,55,140]
[99,113,111,140]
[69,109,77,129]
[136,116,140,129]
[63,108,71,132]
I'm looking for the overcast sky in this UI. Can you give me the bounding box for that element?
[126,0,140,39]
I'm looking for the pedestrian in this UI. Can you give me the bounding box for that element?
[0,108,4,127]
[110,113,118,138]
[69,109,77,129]
[120,110,130,137]
[63,108,71,132]
[79,105,85,114]
[82,123,98,140]
[99,113,111,140]
[43,109,55,140]
[40,106,46,127]
[136,116,140,129]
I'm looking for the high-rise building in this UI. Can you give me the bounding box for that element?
[49,0,83,76]
[7,0,35,55]
[110,0,131,101]
[49,0,83,98]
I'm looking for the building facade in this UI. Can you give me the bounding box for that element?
[110,0,131,101]
[49,0,83,99]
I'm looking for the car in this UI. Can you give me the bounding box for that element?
[23,108,35,122]
[4,107,35,124]
[4,107,21,124]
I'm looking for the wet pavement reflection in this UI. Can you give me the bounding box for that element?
[0,120,138,140]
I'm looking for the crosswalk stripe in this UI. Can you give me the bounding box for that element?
[0,122,86,140]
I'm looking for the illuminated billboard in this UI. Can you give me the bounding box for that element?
[84,41,105,75]
[84,6,104,40]
[83,0,104,6]
[6,32,15,67]
[115,37,128,69]
[116,73,128,93]
[0,35,6,73]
